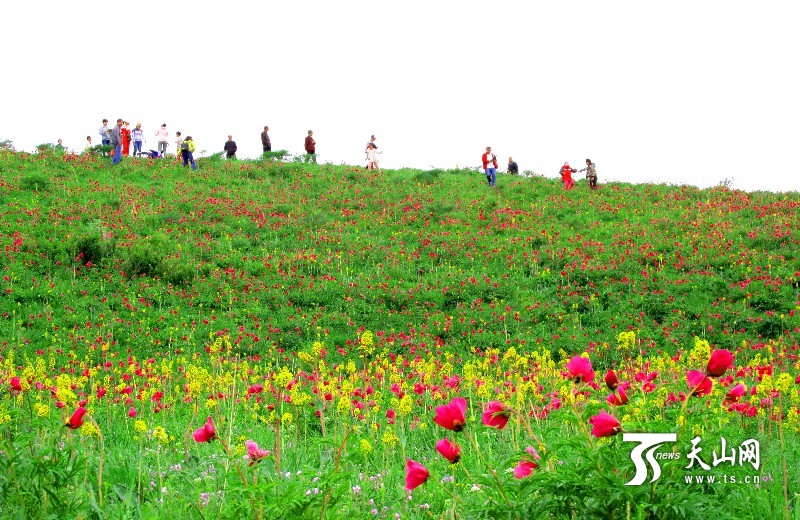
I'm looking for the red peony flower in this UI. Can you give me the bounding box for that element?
[725,383,747,403]
[482,401,511,430]
[565,356,595,383]
[66,407,87,430]
[192,416,218,443]
[245,440,270,465]
[687,370,713,396]
[433,397,467,432]
[435,438,461,464]
[606,386,629,406]
[588,410,622,438]
[513,460,538,479]
[706,350,734,377]
[604,370,619,390]
[405,459,430,491]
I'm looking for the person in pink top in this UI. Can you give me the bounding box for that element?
[155,124,169,157]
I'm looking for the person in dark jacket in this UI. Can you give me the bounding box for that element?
[111,119,123,165]
[304,130,316,163]
[261,126,271,152]
[507,157,519,175]
[579,158,598,190]
[224,135,237,159]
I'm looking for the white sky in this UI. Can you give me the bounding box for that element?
[1,1,798,192]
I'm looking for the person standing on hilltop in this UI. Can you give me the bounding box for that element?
[365,134,377,160]
[482,146,498,187]
[508,156,519,175]
[121,121,131,156]
[85,135,93,152]
[224,135,238,159]
[132,123,144,157]
[261,126,271,153]
[111,119,123,165]
[100,119,111,146]
[366,142,381,171]
[156,124,169,157]
[175,132,183,160]
[579,158,598,190]
[559,162,577,190]
[304,130,316,163]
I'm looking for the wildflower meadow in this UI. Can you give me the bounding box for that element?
[0,147,799,519]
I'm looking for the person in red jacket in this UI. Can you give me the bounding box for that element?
[560,162,576,190]
[482,146,498,187]
[121,121,132,156]
[304,130,316,163]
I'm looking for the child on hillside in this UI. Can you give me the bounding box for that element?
[175,132,183,160]
[156,124,169,157]
[559,162,576,191]
[366,142,381,171]
[181,136,197,170]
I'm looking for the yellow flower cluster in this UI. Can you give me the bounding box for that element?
[34,403,50,418]
[152,426,169,444]
[360,330,375,356]
[134,420,148,433]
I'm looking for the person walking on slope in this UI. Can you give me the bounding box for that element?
[579,158,597,190]
[304,130,316,163]
[121,121,131,156]
[111,119,123,165]
[181,136,197,170]
[224,135,238,159]
[175,132,183,161]
[366,142,381,171]
[559,162,576,190]
[156,124,169,157]
[261,126,271,153]
[482,146,498,187]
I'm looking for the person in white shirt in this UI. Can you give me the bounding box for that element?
[366,143,380,171]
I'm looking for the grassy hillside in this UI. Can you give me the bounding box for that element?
[1,149,799,519]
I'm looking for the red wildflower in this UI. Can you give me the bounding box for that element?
[686,370,713,396]
[247,384,264,394]
[128,407,137,418]
[606,386,629,406]
[435,438,461,464]
[588,410,622,438]
[66,407,87,430]
[10,377,22,392]
[604,370,619,390]
[192,416,218,443]
[405,459,430,491]
[706,350,734,377]
[725,383,747,404]
[433,397,467,432]
[565,356,595,383]
[482,401,511,430]
[513,460,538,479]
[245,440,270,465]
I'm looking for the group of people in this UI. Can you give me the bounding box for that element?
[482,146,597,190]
[94,119,197,169]
[87,121,596,188]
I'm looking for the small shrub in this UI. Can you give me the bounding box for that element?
[20,175,51,191]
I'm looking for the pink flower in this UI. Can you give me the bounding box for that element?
[405,459,430,491]
[706,350,734,377]
[66,407,87,430]
[433,397,467,432]
[128,407,137,418]
[565,356,595,383]
[513,460,538,479]
[192,416,217,443]
[604,370,619,390]
[725,383,747,403]
[245,440,270,465]
[482,401,511,430]
[686,370,713,397]
[588,410,622,438]
[435,439,461,464]
[606,386,629,406]
[247,384,264,394]
[10,377,22,392]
